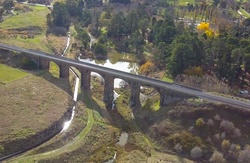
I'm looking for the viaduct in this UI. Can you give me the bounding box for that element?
[1,43,250,110]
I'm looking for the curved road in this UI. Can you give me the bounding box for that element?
[0,43,250,110]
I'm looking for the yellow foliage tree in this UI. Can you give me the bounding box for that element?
[197,22,217,38]
[197,22,210,31]
[139,61,154,74]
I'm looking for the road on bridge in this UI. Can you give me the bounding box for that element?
[0,43,250,110]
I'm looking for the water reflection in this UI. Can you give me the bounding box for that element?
[79,58,139,88]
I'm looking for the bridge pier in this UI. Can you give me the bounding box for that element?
[38,57,49,69]
[130,82,141,107]
[59,63,69,78]
[159,89,181,106]
[103,75,114,109]
[81,69,90,90]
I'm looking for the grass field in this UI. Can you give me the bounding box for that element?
[0,6,49,29]
[0,5,64,53]
[0,63,29,84]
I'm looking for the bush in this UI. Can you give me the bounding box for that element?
[93,43,107,60]
[220,119,235,133]
[209,151,226,163]
[207,119,214,126]
[139,61,154,74]
[0,145,4,153]
[190,146,202,159]
[166,131,204,152]
[233,128,242,137]
[238,147,250,163]
[196,118,205,127]
[221,139,230,152]
[214,114,221,121]
[174,143,183,153]
[47,26,68,36]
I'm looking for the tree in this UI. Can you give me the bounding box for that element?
[154,42,167,69]
[125,12,139,35]
[3,0,14,11]
[167,43,193,77]
[77,29,90,49]
[139,18,149,38]
[209,151,226,163]
[80,9,91,27]
[108,12,126,39]
[66,0,80,17]
[110,0,130,5]
[51,2,71,29]
[238,147,250,163]
[153,17,176,45]
[129,30,145,56]
[221,140,231,152]
[93,43,107,59]
[191,146,203,159]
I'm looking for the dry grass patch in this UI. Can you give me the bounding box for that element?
[0,72,72,142]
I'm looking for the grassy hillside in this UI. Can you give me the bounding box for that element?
[0,69,72,155]
[0,4,67,53]
[0,63,29,84]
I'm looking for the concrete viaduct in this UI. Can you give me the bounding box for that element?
[1,43,250,110]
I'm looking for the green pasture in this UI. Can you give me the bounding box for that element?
[0,64,29,84]
[0,6,49,29]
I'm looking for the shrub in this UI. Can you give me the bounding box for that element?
[174,143,183,153]
[166,131,204,152]
[139,61,154,74]
[233,128,242,138]
[230,143,241,152]
[93,43,107,60]
[190,146,202,159]
[184,66,204,77]
[214,133,220,141]
[221,132,226,139]
[209,151,226,163]
[220,119,235,133]
[207,119,214,126]
[221,139,230,152]
[214,114,221,121]
[0,145,4,153]
[196,118,205,127]
[238,147,250,163]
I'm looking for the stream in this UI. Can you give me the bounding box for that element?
[61,32,79,132]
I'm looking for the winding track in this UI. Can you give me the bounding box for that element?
[0,43,250,110]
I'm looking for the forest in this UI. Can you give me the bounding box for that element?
[45,0,250,91]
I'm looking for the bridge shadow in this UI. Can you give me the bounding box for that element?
[36,70,73,95]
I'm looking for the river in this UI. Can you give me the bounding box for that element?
[79,57,139,88]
